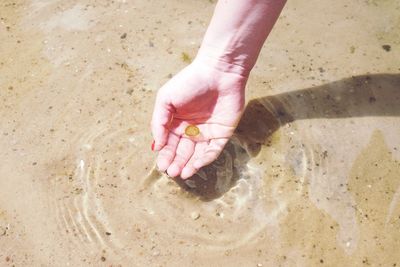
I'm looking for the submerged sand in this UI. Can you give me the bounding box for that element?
[0,0,399,266]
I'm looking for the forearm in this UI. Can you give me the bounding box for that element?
[195,0,286,76]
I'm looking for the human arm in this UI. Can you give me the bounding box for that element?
[151,0,286,179]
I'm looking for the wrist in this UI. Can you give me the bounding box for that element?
[194,46,252,78]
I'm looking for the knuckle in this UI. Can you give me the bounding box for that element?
[159,149,174,158]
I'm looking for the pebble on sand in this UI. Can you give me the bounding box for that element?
[190,212,200,220]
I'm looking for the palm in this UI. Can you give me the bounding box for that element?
[151,61,247,179]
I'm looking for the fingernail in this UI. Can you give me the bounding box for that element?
[151,140,155,151]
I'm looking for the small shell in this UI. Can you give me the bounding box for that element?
[185,125,200,137]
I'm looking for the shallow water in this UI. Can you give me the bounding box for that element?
[1,0,399,266]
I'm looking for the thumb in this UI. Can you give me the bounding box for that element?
[193,138,229,169]
[151,94,174,151]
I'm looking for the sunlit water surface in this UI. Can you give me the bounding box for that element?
[0,0,399,266]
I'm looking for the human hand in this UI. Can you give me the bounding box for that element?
[151,58,248,179]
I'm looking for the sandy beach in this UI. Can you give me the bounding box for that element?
[0,0,399,266]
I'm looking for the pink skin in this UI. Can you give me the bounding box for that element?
[151,0,286,179]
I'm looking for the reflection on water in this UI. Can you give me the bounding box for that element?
[46,74,400,263]
[173,138,250,201]
[48,120,307,261]
[3,74,400,265]
[236,74,400,255]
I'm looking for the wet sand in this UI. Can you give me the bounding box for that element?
[0,0,399,266]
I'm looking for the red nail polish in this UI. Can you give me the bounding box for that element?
[151,140,155,151]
